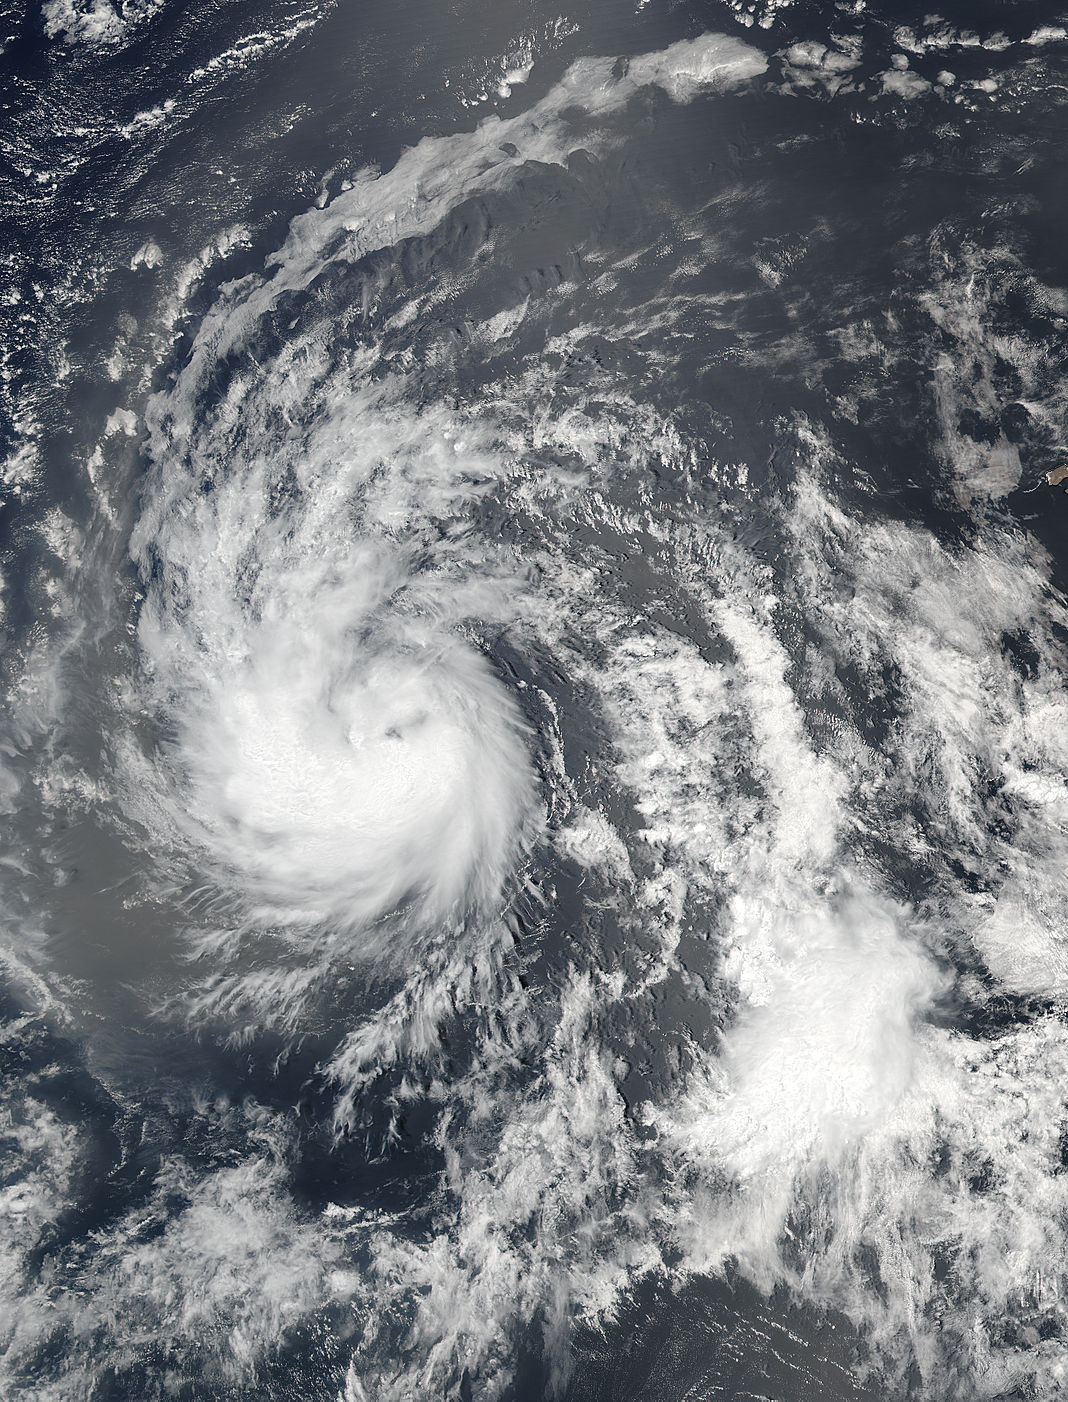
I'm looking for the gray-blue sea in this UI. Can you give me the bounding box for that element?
[4,1,1068,1398]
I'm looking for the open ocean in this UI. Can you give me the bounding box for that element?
[5,1,1068,1398]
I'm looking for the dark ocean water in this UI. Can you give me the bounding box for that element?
[5,2,1068,1399]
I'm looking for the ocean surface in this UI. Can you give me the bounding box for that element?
[4,1,1068,1398]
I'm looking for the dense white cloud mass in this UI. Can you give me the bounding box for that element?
[128,369,538,950]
